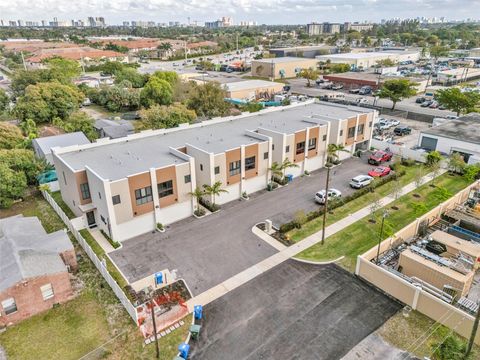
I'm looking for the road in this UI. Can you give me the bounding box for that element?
[287,78,456,118]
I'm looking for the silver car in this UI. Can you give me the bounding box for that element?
[315,188,342,204]
[349,175,374,189]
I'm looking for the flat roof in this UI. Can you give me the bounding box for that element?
[253,57,317,64]
[224,80,284,92]
[270,45,334,52]
[431,230,480,258]
[58,102,373,181]
[32,132,90,155]
[421,113,480,145]
[317,51,419,60]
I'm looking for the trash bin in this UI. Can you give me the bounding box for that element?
[286,174,293,183]
[178,343,190,359]
[189,324,201,340]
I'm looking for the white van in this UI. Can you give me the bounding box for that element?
[321,92,345,101]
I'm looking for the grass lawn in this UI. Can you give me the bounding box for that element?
[295,172,471,271]
[288,163,421,242]
[378,310,479,358]
[0,192,191,360]
[51,190,76,219]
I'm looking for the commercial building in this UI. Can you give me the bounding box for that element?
[317,50,421,69]
[435,67,480,85]
[251,57,318,79]
[343,22,374,32]
[418,113,480,164]
[269,45,336,59]
[32,132,90,165]
[53,101,376,242]
[323,72,428,93]
[0,215,76,326]
[223,80,285,101]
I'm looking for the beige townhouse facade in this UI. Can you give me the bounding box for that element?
[53,100,376,242]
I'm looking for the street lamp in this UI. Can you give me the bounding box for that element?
[376,210,389,265]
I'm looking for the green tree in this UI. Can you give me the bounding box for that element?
[327,143,349,163]
[463,164,480,182]
[0,148,43,184]
[203,181,228,205]
[378,79,418,110]
[329,63,351,73]
[299,68,319,87]
[436,88,480,116]
[98,61,127,75]
[53,111,97,141]
[375,59,396,67]
[14,82,84,123]
[44,57,81,83]
[281,158,299,178]
[268,162,283,182]
[448,152,466,174]
[0,122,23,149]
[0,164,27,208]
[187,82,231,118]
[88,83,140,112]
[138,103,196,130]
[425,150,442,166]
[189,187,205,212]
[150,71,179,86]
[140,77,173,107]
[10,69,52,97]
[0,88,8,111]
[114,67,147,88]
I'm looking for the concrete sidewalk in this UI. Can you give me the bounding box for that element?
[89,228,116,253]
[186,169,445,311]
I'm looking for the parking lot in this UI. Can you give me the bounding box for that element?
[190,260,401,360]
[110,157,374,295]
[374,116,431,149]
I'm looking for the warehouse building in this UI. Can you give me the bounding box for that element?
[53,101,376,242]
[223,80,285,101]
[269,45,336,59]
[317,50,421,69]
[251,57,318,79]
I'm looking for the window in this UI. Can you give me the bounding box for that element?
[357,124,365,135]
[322,134,327,141]
[296,141,305,155]
[272,144,275,150]
[184,174,191,184]
[98,192,101,200]
[2,298,17,315]
[62,171,67,185]
[264,152,268,160]
[340,130,344,137]
[229,160,241,176]
[214,166,220,175]
[285,145,290,153]
[100,215,106,224]
[80,183,90,200]
[200,164,203,171]
[135,186,153,205]
[41,283,54,301]
[158,180,174,198]
[112,195,121,205]
[245,156,256,171]
[348,126,356,138]
[369,121,373,127]
[308,138,317,150]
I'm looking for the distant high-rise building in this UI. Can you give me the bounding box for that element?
[17,20,25,27]
[87,17,95,27]
[41,20,47,27]
[344,22,373,32]
[9,21,17,27]
[307,22,323,35]
[95,17,105,26]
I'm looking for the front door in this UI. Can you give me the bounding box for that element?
[86,211,96,228]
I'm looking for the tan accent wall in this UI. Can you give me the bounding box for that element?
[175,162,193,203]
[251,61,275,78]
[75,171,92,205]
[345,117,357,146]
[156,166,178,208]
[307,127,320,158]
[128,172,153,216]
[257,141,269,176]
[228,83,284,100]
[214,153,227,185]
[110,179,134,224]
[356,114,367,142]
[293,130,306,163]
[251,59,318,79]
[177,147,187,154]
[244,144,259,179]
[225,148,241,185]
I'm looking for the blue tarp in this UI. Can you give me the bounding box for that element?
[37,170,57,184]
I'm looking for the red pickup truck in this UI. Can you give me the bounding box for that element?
[368,150,393,165]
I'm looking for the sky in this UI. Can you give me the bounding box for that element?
[0,0,479,25]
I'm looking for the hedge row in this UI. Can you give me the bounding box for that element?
[199,197,220,212]
[279,169,406,233]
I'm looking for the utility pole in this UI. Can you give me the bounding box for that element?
[149,295,160,359]
[321,164,331,246]
[465,302,480,359]
[376,211,389,264]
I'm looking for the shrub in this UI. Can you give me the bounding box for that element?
[401,158,416,167]
[267,182,279,191]
[273,176,288,186]
[199,197,220,212]
[194,208,206,217]
[156,222,164,231]
[100,229,121,249]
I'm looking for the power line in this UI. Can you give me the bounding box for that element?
[78,330,128,360]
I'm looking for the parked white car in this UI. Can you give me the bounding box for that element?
[315,188,342,204]
[350,175,374,189]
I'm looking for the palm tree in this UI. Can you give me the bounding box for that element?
[281,158,299,178]
[157,42,173,58]
[189,187,205,211]
[203,181,228,205]
[268,162,283,182]
[327,144,349,164]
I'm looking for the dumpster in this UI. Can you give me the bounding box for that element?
[189,324,201,340]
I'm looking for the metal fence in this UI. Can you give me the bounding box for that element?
[42,191,138,323]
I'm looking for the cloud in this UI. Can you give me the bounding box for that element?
[0,0,479,24]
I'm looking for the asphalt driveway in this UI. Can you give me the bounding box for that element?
[110,157,373,295]
[190,260,401,360]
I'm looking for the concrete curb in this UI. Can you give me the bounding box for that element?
[251,224,287,251]
[291,256,345,265]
